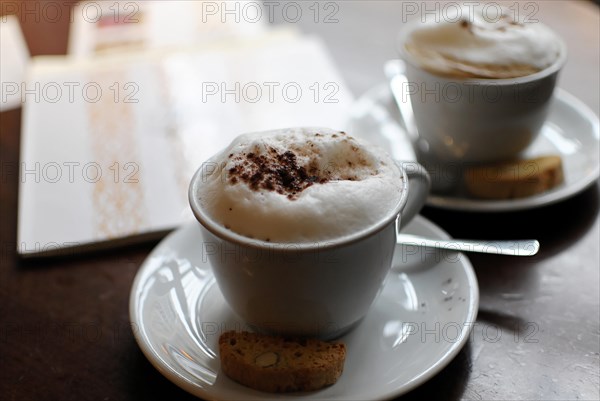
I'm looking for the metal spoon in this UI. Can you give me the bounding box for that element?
[384,59,420,143]
[384,59,462,192]
[397,234,540,256]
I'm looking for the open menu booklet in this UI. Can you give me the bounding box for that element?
[18,25,354,257]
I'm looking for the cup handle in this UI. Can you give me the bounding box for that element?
[398,162,431,230]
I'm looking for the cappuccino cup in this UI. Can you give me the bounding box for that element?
[189,127,430,339]
[398,6,567,165]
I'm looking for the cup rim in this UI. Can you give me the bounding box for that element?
[188,160,409,252]
[397,19,568,85]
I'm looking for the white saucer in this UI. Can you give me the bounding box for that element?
[346,85,600,212]
[129,216,479,400]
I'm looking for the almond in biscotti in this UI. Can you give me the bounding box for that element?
[218,331,346,393]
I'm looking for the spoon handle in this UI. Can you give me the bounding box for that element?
[385,60,420,142]
[396,234,540,256]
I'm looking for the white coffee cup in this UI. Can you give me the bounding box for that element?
[397,17,567,165]
[189,135,430,339]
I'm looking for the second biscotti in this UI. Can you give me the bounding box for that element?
[464,155,564,199]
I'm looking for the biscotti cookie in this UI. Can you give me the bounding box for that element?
[218,331,346,393]
[464,155,564,199]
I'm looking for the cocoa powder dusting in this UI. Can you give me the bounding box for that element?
[227,147,325,199]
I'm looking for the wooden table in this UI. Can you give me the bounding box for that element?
[1,1,598,400]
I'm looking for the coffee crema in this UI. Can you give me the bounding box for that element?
[197,127,404,243]
[403,6,562,79]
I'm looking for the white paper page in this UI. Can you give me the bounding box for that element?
[67,0,267,57]
[18,32,354,255]
[0,15,30,111]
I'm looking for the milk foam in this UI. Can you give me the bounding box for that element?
[404,6,562,78]
[197,127,404,243]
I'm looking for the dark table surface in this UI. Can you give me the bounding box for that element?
[1,1,599,400]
